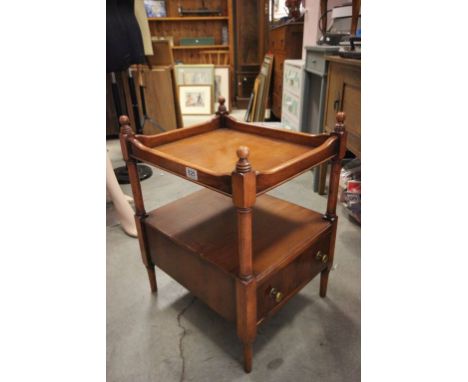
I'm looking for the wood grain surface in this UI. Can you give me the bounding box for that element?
[154,128,312,173]
[120,108,347,373]
[144,189,332,281]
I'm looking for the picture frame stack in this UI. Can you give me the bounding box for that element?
[214,66,230,111]
[175,64,230,115]
[244,54,274,122]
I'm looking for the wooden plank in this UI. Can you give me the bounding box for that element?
[148,16,229,21]
[163,0,228,17]
[147,40,174,66]
[172,45,229,50]
[140,66,178,133]
[225,116,331,147]
[325,55,362,67]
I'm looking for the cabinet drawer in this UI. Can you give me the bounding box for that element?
[281,112,299,132]
[305,51,326,75]
[257,233,331,321]
[283,63,303,96]
[324,61,361,157]
[282,91,301,121]
[273,73,283,94]
[273,53,286,73]
[270,28,287,52]
[272,91,282,118]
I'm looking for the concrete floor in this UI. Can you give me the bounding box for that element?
[106,128,361,381]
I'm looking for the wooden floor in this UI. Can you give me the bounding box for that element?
[144,189,332,281]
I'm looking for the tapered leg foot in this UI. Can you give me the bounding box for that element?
[242,342,253,373]
[146,266,157,293]
[320,270,329,298]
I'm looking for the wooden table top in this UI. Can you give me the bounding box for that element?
[325,55,361,67]
[153,128,313,174]
[125,115,339,195]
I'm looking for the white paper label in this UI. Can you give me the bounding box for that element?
[185,167,198,181]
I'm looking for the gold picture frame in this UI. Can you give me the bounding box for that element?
[245,54,274,122]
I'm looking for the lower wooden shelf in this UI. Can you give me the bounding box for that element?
[172,44,229,50]
[148,16,229,22]
[143,189,332,322]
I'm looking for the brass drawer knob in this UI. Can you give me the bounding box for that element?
[270,287,283,303]
[316,250,329,264]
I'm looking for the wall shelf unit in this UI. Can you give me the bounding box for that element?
[148,16,229,21]
[172,44,229,50]
[233,0,268,107]
[147,0,233,66]
[146,1,234,105]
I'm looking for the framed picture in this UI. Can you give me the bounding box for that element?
[247,76,261,122]
[178,85,213,115]
[256,54,274,121]
[254,75,266,121]
[144,0,167,17]
[174,65,214,86]
[214,66,230,111]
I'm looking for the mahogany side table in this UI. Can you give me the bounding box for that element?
[119,98,347,372]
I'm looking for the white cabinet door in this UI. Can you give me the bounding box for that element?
[281,60,305,132]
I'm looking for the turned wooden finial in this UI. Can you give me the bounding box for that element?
[334,112,346,132]
[236,146,251,173]
[119,115,133,135]
[216,96,229,116]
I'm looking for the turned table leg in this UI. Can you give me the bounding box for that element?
[236,278,256,373]
[321,112,347,297]
[243,342,253,372]
[232,146,257,373]
[120,115,158,294]
[146,265,157,293]
[318,163,328,195]
[320,270,329,297]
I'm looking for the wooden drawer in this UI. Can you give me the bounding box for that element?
[324,61,361,157]
[256,233,331,321]
[146,225,237,321]
[276,56,286,74]
[270,27,287,52]
[273,52,286,71]
[273,67,283,95]
[305,50,327,75]
[272,91,282,118]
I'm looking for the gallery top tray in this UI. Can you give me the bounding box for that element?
[119,109,341,196]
